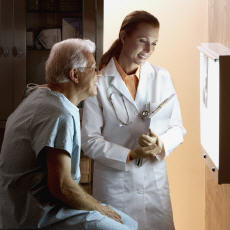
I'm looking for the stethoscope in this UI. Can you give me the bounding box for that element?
[106,76,175,167]
[108,92,150,126]
[106,76,151,126]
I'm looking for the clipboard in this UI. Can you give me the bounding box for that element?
[136,94,176,167]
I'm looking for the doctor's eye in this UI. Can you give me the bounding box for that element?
[139,38,147,43]
[151,42,157,46]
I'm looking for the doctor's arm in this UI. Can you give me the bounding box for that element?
[82,96,133,171]
[157,94,186,159]
[142,95,186,160]
[45,147,122,223]
[138,87,186,160]
[142,70,186,160]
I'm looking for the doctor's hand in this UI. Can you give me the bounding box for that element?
[139,129,158,147]
[129,144,161,160]
[139,129,164,156]
[98,205,123,224]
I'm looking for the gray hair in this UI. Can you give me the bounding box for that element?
[45,38,95,83]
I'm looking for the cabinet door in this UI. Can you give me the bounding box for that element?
[12,0,26,109]
[83,0,103,66]
[0,0,14,124]
[0,0,26,126]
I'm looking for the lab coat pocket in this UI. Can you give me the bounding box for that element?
[93,163,125,210]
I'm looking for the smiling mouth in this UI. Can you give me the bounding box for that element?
[138,54,148,60]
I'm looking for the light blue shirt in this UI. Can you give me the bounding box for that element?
[0,88,82,228]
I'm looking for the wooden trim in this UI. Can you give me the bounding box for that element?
[198,43,230,60]
[13,0,26,108]
[80,155,92,183]
[95,0,103,66]
[82,0,96,42]
[82,0,103,65]
[201,147,219,183]
[205,165,230,230]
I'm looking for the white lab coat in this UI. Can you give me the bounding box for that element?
[81,58,186,230]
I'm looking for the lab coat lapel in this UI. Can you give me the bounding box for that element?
[135,63,153,110]
[110,76,135,105]
[104,58,138,110]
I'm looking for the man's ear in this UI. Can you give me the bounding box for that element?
[69,68,79,84]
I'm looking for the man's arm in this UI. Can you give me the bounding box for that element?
[45,147,122,223]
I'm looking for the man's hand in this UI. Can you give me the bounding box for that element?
[98,205,123,224]
[45,147,125,224]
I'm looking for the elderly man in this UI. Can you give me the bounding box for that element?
[0,39,137,230]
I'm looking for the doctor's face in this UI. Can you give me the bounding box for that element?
[121,22,159,66]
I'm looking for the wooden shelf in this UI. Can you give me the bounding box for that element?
[27,10,82,15]
[27,49,50,52]
[198,43,230,61]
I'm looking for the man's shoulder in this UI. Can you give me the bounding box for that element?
[23,88,77,125]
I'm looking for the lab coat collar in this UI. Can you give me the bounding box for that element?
[103,58,136,106]
[102,58,153,112]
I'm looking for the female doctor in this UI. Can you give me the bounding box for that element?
[81,10,186,230]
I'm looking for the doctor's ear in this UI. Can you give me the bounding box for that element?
[119,31,126,44]
[69,68,79,84]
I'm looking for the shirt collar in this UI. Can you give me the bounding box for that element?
[113,57,140,80]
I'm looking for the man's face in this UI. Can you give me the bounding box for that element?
[78,52,98,97]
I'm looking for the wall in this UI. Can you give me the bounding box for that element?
[205,0,230,229]
[103,0,208,229]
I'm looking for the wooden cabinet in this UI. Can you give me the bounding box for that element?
[80,155,93,194]
[26,0,83,84]
[25,0,103,84]
[0,0,26,127]
[0,0,103,194]
[198,43,230,184]
[0,0,103,122]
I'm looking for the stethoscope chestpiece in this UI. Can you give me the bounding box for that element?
[139,110,149,120]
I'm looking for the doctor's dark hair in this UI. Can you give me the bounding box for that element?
[99,10,160,70]
[45,38,95,84]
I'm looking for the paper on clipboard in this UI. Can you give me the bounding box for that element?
[146,94,176,134]
[149,94,175,118]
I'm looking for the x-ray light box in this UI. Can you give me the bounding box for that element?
[198,43,230,184]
